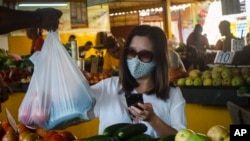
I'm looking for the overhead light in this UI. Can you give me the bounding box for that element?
[18,2,68,7]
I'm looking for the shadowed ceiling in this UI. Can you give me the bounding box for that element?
[3,0,209,13]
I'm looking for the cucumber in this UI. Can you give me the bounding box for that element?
[85,135,117,141]
[113,123,147,139]
[124,133,154,141]
[103,123,132,137]
[158,134,176,141]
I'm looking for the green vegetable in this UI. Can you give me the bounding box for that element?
[103,123,132,137]
[85,135,117,141]
[239,86,248,94]
[158,134,176,141]
[113,123,147,139]
[124,133,154,141]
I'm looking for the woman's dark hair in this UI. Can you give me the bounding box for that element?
[119,25,170,100]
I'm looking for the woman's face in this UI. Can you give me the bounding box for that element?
[129,36,153,54]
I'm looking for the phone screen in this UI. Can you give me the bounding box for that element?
[125,94,144,110]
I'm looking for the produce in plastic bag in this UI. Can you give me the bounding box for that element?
[18,31,95,130]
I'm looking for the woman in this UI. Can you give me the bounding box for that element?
[88,25,186,138]
[102,35,122,74]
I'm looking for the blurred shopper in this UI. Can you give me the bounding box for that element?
[68,34,76,42]
[117,37,126,48]
[102,35,123,74]
[246,32,250,46]
[186,24,209,52]
[26,27,44,54]
[186,24,209,71]
[79,41,95,59]
[168,40,186,72]
[0,6,62,34]
[88,25,186,138]
[215,20,237,51]
[64,35,76,48]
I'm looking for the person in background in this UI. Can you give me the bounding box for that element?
[215,20,237,51]
[26,27,44,54]
[64,35,76,55]
[102,35,123,74]
[246,32,250,46]
[87,25,186,138]
[0,6,62,35]
[68,34,76,42]
[186,24,209,71]
[79,41,94,59]
[117,37,126,48]
[186,24,209,50]
[168,40,186,72]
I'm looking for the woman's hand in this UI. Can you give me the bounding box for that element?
[128,103,156,122]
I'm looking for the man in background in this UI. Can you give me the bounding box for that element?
[79,41,97,59]
[102,35,123,74]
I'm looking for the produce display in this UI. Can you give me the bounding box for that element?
[176,65,250,88]
[175,125,229,141]
[169,67,188,85]
[84,123,157,141]
[82,123,230,141]
[0,119,81,141]
[0,119,230,141]
[0,49,33,86]
[81,71,111,85]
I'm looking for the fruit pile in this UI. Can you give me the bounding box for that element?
[170,67,188,85]
[177,65,250,87]
[0,68,32,84]
[0,119,80,141]
[175,125,229,141]
[82,71,111,85]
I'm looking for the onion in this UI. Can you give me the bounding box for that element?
[2,132,18,141]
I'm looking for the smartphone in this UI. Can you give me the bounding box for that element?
[125,94,144,110]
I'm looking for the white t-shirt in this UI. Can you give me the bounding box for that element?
[90,76,186,138]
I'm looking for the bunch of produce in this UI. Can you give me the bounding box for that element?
[84,123,176,141]
[0,119,79,141]
[176,65,250,87]
[175,124,229,141]
[82,71,111,85]
[0,68,32,84]
[0,50,33,85]
[169,67,188,85]
[85,123,151,141]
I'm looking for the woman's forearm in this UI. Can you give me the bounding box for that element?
[149,115,177,137]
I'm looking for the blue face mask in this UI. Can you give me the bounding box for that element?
[127,58,156,79]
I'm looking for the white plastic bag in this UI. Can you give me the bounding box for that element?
[18,31,95,130]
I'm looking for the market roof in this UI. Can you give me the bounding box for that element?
[3,0,209,12]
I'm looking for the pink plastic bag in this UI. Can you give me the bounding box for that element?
[18,31,95,130]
